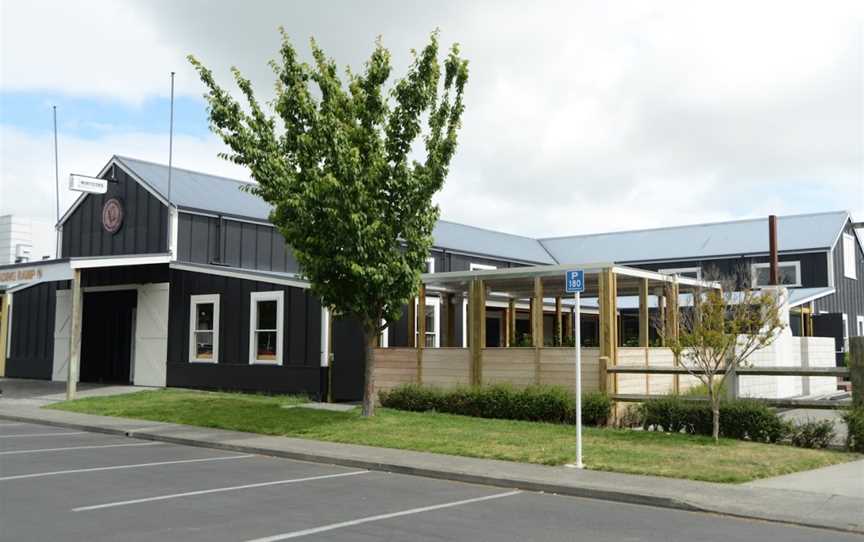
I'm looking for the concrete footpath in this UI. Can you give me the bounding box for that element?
[0,403,862,535]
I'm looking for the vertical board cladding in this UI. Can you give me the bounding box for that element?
[61,166,168,257]
[166,269,321,395]
[6,281,57,379]
[176,213,299,273]
[815,222,864,338]
[630,252,829,288]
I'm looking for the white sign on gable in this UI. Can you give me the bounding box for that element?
[69,174,108,194]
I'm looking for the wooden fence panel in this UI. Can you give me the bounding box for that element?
[482,348,537,387]
[373,348,417,396]
[539,347,601,393]
[423,348,471,388]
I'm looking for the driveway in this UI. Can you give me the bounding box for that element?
[0,378,145,407]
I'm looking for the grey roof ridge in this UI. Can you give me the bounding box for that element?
[537,210,851,243]
[113,155,258,188]
[435,218,548,242]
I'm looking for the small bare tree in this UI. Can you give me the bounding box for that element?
[661,269,785,442]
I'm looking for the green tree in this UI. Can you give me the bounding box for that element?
[189,30,468,416]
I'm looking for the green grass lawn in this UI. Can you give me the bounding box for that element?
[48,389,858,484]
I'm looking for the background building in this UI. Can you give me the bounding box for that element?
[0,215,55,264]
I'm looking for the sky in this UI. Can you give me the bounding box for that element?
[1,0,863,239]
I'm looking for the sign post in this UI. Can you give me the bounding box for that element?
[565,269,585,469]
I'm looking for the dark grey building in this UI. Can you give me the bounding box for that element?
[0,155,860,397]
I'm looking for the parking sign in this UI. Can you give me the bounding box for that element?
[565,270,584,293]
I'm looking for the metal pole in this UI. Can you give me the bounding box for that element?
[167,72,175,202]
[53,105,60,257]
[768,215,779,286]
[574,291,583,468]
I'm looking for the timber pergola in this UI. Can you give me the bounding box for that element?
[417,263,720,381]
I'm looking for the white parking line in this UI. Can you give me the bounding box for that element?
[0,442,162,456]
[0,454,255,481]
[244,490,523,541]
[73,470,369,512]
[0,431,86,439]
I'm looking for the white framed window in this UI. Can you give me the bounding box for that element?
[189,294,220,363]
[659,266,701,280]
[470,262,497,271]
[856,315,864,337]
[249,291,284,365]
[425,257,436,274]
[415,296,441,347]
[843,233,857,280]
[750,261,801,287]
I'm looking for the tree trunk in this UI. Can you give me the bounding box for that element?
[709,390,721,443]
[361,325,377,417]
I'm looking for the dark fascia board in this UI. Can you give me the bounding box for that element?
[615,248,831,267]
[0,258,71,271]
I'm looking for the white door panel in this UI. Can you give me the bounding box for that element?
[52,290,73,382]
[133,283,169,387]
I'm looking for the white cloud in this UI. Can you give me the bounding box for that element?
[0,124,248,221]
[1,0,863,237]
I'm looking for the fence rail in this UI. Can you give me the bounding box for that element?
[607,366,850,377]
[611,393,852,410]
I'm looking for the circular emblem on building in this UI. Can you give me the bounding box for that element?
[102,198,124,234]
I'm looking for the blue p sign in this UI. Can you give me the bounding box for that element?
[566,270,585,293]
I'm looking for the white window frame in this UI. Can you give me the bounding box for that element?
[189,294,220,363]
[856,315,864,337]
[750,261,802,287]
[249,290,284,365]
[659,266,701,280]
[380,319,389,348]
[415,296,441,348]
[843,233,857,280]
[425,257,436,274]
[842,313,849,352]
[470,262,497,271]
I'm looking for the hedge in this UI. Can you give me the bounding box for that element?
[379,384,611,426]
[843,407,864,453]
[638,396,790,443]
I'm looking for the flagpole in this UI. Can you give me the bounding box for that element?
[53,105,60,257]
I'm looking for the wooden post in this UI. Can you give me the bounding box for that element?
[67,268,83,400]
[665,280,680,394]
[417,284,426,385]
[531,277,543,347]
[554,296,562,346]
[638,278,649,348]
[850,337,864,408]
[507,298,516,346]
[469,280,486,385]
[407,297,416,348]
[657,287,666,347]
[599,269,618,394]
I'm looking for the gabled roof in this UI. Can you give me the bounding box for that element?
[110,156,557,264]
[432,221,555,264]
[539,211,851,264]
[115,156,271,221]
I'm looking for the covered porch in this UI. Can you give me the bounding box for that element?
[374,263,718,397]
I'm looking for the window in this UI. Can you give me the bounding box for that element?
[750,261,801,287]
[843,233,857,280]
[249,291,284,365]
[470,263,497,271]
[659,267,701,280]
[425,257,436,274]
[189,294,220,362]
[415,296,440,347]
[857,315,864,337]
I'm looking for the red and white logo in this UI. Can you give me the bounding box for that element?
[102,198,124,234]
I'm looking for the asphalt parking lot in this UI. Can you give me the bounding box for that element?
[0,421,859,542]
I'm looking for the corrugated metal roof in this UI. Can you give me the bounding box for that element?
[115,156,272,221]
[113,156,852,266]
[539,211,850,263]
[432,221,555,264]
[115,156,556,264]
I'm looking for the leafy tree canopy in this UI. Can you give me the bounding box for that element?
[189,30,468,333]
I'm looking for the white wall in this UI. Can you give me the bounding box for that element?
[0,215,55,264]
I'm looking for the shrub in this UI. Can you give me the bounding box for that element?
[379,384,610,426]
[789,419,836,449]
[842,407,864,453]
[639,396,790,443]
